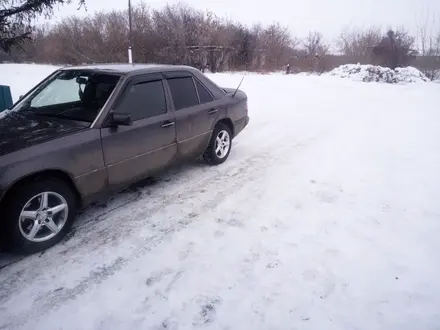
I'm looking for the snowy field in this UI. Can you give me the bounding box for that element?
[1,64,440,330]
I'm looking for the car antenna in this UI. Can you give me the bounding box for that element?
[232,77,244,98]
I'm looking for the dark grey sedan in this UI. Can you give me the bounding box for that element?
[0,64,249,253]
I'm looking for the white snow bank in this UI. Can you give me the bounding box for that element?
[327,64,430,83]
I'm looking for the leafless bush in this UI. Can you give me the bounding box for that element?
[302,31,329,57]
[4,4,436,75]
[337,26,382,60]
[2,3,296,72]
[416,10,440,79]
[285,32,330,73]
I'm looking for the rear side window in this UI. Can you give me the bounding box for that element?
[116,80,166,121]
[167,77,199,110]
[195,79,214,104]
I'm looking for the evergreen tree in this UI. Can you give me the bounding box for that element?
[0,0,84,52]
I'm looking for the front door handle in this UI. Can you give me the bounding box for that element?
[208,108,218,115]
[161,121,175,128]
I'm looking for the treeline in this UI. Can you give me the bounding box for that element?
[1,3,440,78]
[2,3,296,72]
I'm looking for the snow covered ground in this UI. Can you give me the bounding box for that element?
[1,64,440,330]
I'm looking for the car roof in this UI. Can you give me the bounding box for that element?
[59,63,199,76]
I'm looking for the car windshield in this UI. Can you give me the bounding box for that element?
[15,70,120,123]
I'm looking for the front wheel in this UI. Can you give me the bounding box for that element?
[203,123,232,165]
[1,178,77,254]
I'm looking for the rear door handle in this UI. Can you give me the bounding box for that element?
[208,108,218,115]
[161,121,175,128]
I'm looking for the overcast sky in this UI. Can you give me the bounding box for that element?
[52,0,440,41]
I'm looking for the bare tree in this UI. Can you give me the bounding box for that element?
[415,8,440,79]
[302,31,329,56]
[337,26,382,59]
[258,23,296,71]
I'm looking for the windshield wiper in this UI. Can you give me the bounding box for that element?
[32,112,89,122]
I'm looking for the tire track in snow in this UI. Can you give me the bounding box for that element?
[1,126,332,330]
[1,151,275,329]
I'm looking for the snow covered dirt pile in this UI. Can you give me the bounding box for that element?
[1,64,440,330]
[328,64,430,83]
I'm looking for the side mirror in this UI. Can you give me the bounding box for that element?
[110,112,132,126]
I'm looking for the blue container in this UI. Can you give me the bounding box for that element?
[0,85,13,112]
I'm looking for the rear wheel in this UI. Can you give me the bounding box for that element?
[1,178,77,254]
[203,123,232,165]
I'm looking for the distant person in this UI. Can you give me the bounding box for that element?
[286,64,291,75]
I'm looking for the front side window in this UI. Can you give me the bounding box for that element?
[167,77,199,110]
[115,80,166,121]
[15,70,120,123]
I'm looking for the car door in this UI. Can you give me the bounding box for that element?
[164,71,220,159]
[100,74,177,187]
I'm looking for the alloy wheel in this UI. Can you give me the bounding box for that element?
[18,192,69,243]
[215,130,230,159]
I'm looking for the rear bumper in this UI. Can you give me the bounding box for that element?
[233,116,249,138]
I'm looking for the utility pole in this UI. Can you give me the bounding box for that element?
[128,0,133,64]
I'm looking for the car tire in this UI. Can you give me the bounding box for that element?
[1,178,77,254]
[203,122,233,165]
